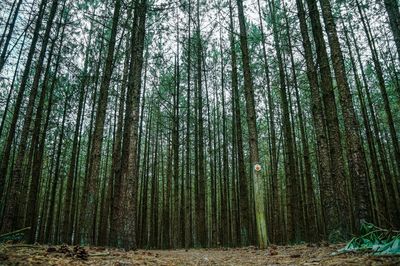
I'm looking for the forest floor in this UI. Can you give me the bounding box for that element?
[1,243,400,265]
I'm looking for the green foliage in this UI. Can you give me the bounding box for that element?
[328,229,347,244]
[334,223,400,256]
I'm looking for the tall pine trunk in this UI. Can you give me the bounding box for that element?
[305,0,350,239]
[236,0,268,248]
[319,0,371,229]
[0,0,48,209]
[79,0,121,244]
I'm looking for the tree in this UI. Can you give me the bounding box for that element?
[0,0,48,206]
[319,0,371,230]
[1,0,399,250]
[383,0,400,64]
[78,0,121,245]
[236,0,268,248]
[305,0,351,239]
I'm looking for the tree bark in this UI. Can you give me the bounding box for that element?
[26,12,65,242]
[305,0,350,239]
[319,0,371,230]
[383,0,400,65]
[284,2,318,242]
[116,0,147,250]
[44,99,68,243]
[1,0,57,234]
[236,0,268,248]
[62,27,92,244]
[355,0,400,180]
[0,0,47,208]
[268,0,299,243]
[185,0,193,249]
[79,0,121,244]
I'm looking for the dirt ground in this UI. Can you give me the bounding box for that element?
[1,243,399,265]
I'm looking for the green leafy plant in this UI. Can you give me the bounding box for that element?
[333,222,400,256]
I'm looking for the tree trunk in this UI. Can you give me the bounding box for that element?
[0,0,47,208]
[45,99,68,243]
[268,0,299,243]
[62,29,91,243]
[383,0,400,65]
[0,0,23,72]
[116,0,147,250]
[109,7,132,246]
[319,0,371,230]
[355,0,400,180]
[1,0,57,234]
[296,0,331,240]
[26,12,65,242]
[284,2,318,242]
[173,43,180,248]
[236,0,267,248]
[195,0,206,248]
[79,0,121,245]
[348,20,400,228]
[305,0,350,239]
[0,27,27,143]
[185,0,192,249]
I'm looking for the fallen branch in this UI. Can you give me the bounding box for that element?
[0,227,30,239]
[0,227,30,243]
[6,244,42,249]
[91,252,110,256]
